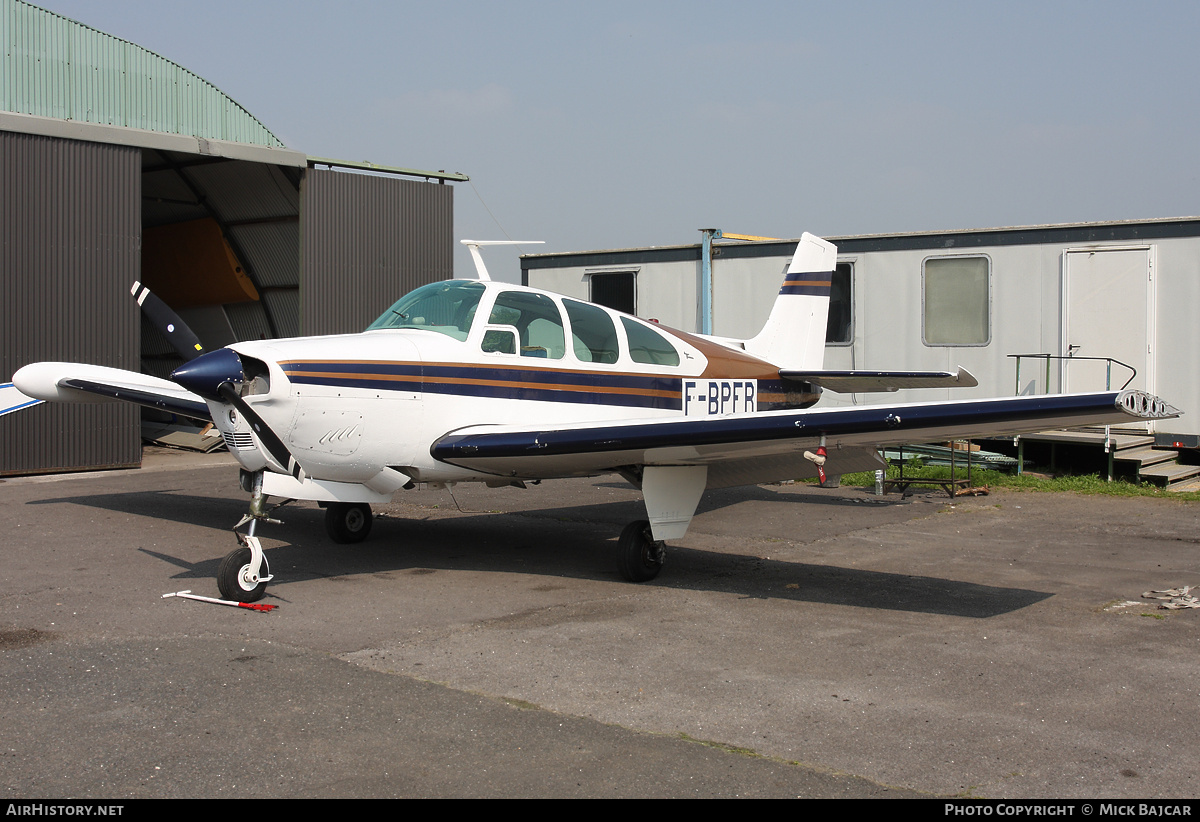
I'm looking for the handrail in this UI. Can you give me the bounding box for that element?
[1008,353,1139,476]
[1008,353,1137,394]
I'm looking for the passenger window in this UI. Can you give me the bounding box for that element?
[488,291,566,359]
[564,299,619,364]
[620,316,680,366]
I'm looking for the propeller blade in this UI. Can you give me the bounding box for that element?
[217,383,306,481]
[132,281,206,362]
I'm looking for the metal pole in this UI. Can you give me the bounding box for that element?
[699,229,721,335]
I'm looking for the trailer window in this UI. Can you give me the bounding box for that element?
[923,256,990,346]
[826,262,853,345]
[590,271,636,314]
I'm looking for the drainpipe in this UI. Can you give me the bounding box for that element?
[699,228,722,335]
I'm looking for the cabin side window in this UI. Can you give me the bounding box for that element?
[563,299,620,364]
[620,316,680,366]
[923,256,990,346]
[488,291,566,359]
[826,262,853,345]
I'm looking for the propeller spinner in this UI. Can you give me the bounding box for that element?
[170,348,307,482]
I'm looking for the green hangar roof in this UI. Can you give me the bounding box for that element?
[2,0,285,147]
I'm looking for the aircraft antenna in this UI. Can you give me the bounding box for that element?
[459,240,544,280]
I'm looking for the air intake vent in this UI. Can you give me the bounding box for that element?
[222,431,257,451]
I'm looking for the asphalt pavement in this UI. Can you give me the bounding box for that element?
[2,447,1198,798]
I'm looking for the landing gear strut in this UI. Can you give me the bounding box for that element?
[617,520,665,582]
[218,469,281,603]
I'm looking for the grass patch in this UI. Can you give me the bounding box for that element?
[820,461,1200,501]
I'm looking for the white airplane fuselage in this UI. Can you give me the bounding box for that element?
[212,279,807,492]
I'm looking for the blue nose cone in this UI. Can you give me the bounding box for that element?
[170,348,244,401]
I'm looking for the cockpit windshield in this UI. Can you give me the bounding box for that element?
[365,281,486,340]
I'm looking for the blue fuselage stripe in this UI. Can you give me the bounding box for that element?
[279,362,803,413]
[281,362,686,410]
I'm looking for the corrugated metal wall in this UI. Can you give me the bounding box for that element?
[300,169,453,336]
[1,131,141,474]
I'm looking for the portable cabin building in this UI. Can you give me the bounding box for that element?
[521,218,1200,445]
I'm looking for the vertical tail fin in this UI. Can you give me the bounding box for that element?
[741,233,836,370]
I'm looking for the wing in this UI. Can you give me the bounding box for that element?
[431,389,1178,488]
[780,366,978,393]
[13,362,211,421]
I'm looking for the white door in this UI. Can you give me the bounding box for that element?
[1062,246,1155,427]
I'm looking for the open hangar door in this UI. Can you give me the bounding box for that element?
[138,149,301,373]
[135,147,304,450]
[3,136,458,474]
[140,156,458,373]
[138,157,457,444]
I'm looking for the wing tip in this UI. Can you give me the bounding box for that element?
[1117,390,1180,419]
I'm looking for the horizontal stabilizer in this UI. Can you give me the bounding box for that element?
[781,366,979,393]
[13,362,211,421]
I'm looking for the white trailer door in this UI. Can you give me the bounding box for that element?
[1062,246,1155,427]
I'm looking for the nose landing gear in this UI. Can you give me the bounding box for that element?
[218,469,288,604]
[217,538,271,603]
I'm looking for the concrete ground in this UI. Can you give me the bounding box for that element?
[2,447,1198,798]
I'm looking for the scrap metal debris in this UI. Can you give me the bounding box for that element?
[1141,586,1200,610]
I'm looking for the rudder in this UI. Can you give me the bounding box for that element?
[742,232,837,370]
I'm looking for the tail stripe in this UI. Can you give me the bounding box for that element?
[779,271,833,296]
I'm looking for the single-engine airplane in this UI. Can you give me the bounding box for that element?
[12,233,1179,602]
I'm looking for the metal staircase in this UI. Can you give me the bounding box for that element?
[1018,429,1200,489]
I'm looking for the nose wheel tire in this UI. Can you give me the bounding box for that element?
[325,502,374,544]
[217,546,270,603]
[617,519,665,582]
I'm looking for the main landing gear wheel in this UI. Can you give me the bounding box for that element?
[617,519,665,582]
[217,546,270,603]
[325,502,373,544]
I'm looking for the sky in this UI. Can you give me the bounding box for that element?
[38,0,1200,282]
